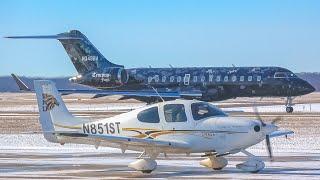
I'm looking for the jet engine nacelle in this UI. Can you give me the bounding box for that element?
[69,68,129,87]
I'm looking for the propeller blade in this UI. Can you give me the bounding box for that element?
[266,135,273,161]
[253,103,266,126]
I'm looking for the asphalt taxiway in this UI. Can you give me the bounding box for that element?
[1,93,320,179]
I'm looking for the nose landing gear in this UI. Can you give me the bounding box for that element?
[286,106,293,113]
[285,97,294,113]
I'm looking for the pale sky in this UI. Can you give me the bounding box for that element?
[1,0,320,76]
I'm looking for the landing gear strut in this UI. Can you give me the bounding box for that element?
[285,97,294,113]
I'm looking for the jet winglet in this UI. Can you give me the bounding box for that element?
[11,73,31,91]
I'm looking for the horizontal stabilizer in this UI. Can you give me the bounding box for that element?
[11,73,30,91]
[4,35,82,40]
[5,30,123,74]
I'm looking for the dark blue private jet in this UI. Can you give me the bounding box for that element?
[6,30,315,113]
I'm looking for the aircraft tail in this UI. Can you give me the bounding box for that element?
[34,80,88,143]
[11,73,30,91]
[6,30,123,74]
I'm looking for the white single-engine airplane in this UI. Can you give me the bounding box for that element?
[34,80,293,173]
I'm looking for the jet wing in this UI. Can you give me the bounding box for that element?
[58,89,202,98]
[11,74,202,98]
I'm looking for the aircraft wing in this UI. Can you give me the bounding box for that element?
[58,132,191,150]
[11,74,202,98]
[58,89,202,98]
[269,130,294,138]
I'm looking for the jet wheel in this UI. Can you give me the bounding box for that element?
[286,107,293,113]
[213,167,224,170]
[141,170,153,174]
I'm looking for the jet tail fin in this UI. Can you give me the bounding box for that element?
[11,73,31,91]
[6,30,123,74]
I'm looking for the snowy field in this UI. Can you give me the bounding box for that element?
[0,134,320,179]
[1,93,320,179]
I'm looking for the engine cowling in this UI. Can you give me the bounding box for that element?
[69,68,129,87]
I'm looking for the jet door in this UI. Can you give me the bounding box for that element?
[160,104,193,131]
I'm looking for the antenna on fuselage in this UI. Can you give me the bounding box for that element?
[147,84,165,102]
[169,64,173,68]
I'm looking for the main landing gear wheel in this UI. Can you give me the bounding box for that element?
[286,106,293,113]
[128,158,157,173]
[200,156,228,170]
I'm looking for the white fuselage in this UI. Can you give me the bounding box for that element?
[58,100,267,155]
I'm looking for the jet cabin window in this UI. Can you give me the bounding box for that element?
[164,104,187,122]
[191,102,227,120]
[137,107,160,123]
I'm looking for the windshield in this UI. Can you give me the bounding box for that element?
[274,72,297,78]
[191,102,227,120]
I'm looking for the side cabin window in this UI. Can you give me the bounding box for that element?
[201,76,206,82]
[164,104,187,122]
[162,75,166,83]
[137,107,160,123]
[170,76,175,82]
[257,76,262,82]
[191,102,227,121]
[209,74,214,82]
[224,76,228,82]
[232,75,237,82]
[193,76,198,83]
[248,76,253,82]
[240,76,245,82]
[177,76,182,83]
[216,76,221,82]
[154,75,159,83]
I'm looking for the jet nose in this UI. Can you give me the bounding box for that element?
[301,80,315,94]
[306,82,316,94]
[293,79,315,95]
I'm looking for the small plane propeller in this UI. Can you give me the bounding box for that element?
[253,104,283,161]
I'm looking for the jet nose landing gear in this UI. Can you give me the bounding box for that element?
[285,97,294,113]
[286,106,294,113]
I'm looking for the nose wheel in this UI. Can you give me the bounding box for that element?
[285,97,294,113]
[286,106,293,113]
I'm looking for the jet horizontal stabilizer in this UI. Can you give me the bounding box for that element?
[4,35,82,40]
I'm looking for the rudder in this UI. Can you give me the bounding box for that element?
[34,80,88,143]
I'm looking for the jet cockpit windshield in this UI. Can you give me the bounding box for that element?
[274,71,297,79]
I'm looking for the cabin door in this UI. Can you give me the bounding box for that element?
[159,103,193,131]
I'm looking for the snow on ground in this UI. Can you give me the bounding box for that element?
[222,103,320,113]
[2,102,320,113]
[1,134,320,179]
